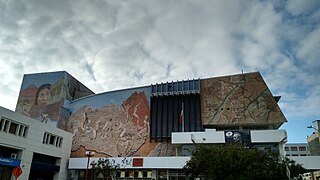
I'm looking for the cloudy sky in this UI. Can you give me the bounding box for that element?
[0,0,319,143]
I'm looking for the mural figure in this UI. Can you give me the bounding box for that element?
[70,92,152,157]
[18,99,32,116]
[16,81,65,127]
[15,73,95,130]
[39,113,50,123]
[137,115,149,139]
[35,83,52,105]
[101,118,113,138]
[245,91,273,123]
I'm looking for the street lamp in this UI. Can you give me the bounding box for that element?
[91,161,97,180]
[308,120,320,132]
[307,125,318,131]
[85,151,95,180]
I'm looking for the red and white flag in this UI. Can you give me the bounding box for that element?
[179,102,184,132]
[13,166,23,179]
[179,106,183,124]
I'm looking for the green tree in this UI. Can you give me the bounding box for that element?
[91,158,119,180]
[184,144,306,180]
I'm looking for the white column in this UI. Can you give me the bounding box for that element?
[19,150,34,180]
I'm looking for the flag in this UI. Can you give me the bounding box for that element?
[179,102,184,132]
[13,166,23,179]
[179,106,183,124]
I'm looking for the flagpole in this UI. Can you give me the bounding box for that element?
[182,102,184,132]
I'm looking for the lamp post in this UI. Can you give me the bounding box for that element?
[91,161,96,180]
[85,151,95,180]
[307,125,319,132]
[307,120,320,132]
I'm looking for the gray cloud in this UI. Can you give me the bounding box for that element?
[0,0,319,142]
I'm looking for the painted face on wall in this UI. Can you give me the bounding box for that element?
[37,88,51,105]
[257,96,267,109]
[233,132,242,142]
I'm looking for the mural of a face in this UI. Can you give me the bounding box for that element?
[257,96,267,109]
[233,132,242,142]
[38,89,51,105]
[35,84,51,106]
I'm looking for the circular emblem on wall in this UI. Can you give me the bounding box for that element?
[226,131,233,137]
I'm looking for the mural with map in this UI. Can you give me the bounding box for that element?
[200,72,286,126]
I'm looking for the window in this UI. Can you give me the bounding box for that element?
[0,117,28,137]
[299,146,306,151]
[45,134,50,144]
[290,146,298,151]
[55,137,59,146]
[284,147,289,151]
[9,122,18,134]
[57,138,63,147]
[134,171,139,178]
[43,132,63,148]
[3,120,9,132]
[49,136,55,145]
[42,133,47,143]
[18,126,24,136]
[23,127,28,137]
[143,171,148,177]
[0,118,4,130]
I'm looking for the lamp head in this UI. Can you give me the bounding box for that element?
[85,151,95,156]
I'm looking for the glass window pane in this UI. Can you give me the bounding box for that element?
[9,122,18,134]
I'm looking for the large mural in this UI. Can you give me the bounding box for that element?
[16,79,66,127]
[68,91,176,157]
[200,72,287,126]
[15,71,94,128]
[15,71,286,158]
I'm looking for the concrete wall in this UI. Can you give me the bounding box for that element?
[69,155,320,172]
[290,156,320,170]
[172,129,287,144]
[69,156,190,169]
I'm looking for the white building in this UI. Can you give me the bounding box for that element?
[172,128,288,156]
[11,71,305,179]
[307,120,320,156]
[0,106,72,180]
[68,129,288,179]
[284,143,310,157]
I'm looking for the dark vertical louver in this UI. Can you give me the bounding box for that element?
[150,79,202,141]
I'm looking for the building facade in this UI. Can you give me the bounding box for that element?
[13,71,288,179]
[284,143,311,157]
[0,106,72,180]
[307,120,320,156]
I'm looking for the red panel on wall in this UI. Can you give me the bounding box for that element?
[132,158,143,167]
